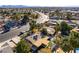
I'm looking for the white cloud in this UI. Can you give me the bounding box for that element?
[0,0,79,6]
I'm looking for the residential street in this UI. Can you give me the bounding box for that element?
[0,23,30,43]
[0,12,49,43]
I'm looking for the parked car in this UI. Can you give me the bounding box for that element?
[18,32,24,36]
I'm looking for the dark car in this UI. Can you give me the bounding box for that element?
[18,32,24,36]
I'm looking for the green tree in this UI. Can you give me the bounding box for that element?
[29,21,37,30]
[56,31,79,53]
[30,20,42,30]
[66,12,72,20]
[41,28,48,36]
[55,10,60,20]
[53,34,73,52]
[54,22,60,35]
[55,10,59,15]
[60,36,73,53]
[21,14,29,25]
[69,31,79,50]
[31,13,39,19]
[60,21,73,35]
[11,13,21,21]
[15,39,30,53]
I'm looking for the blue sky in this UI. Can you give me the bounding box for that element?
[0,0,79,7]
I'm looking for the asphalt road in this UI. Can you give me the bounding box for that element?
[0,23,30,43]
[35,11,49,24]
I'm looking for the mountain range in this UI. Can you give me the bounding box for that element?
[0,5,30,8]
[0,5,79,9]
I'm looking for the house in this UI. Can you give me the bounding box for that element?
[0,36,20,53]
[26,35,50,53]
[55,47,64,53]
[33,37,49,47]
[38,48,51,53]
[31,44,46,53]
[0,46,13,53]
[51,44,64,53]
[0,43,13,53]
[0,21,4,27]
[71,28,79,32]
[7,36,20,48]
[43,27,55,34]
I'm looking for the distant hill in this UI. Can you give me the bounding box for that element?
[0,5,79,10]
[0,5,49,8]
[0,5,30,8]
